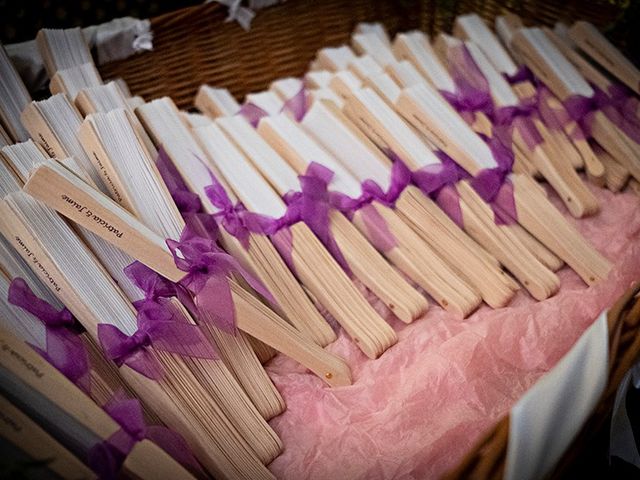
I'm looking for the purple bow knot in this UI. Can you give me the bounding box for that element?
[359,150,412,207]
[167,226,275,333]
[562,84,640,144]
[88,394,202,480]
[441,88,494,120]
[492,99,544,151]
[125,261,178,303]
[283,162,351,271]
[98,293,217,380]
[410,151,465,196]
[8,278,91,392]
[203,170,266,248]
[470,136,518,225]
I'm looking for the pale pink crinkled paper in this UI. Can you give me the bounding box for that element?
[265,183,640,480]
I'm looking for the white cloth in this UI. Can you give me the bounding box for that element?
[505,310,609,480]
[4,17,152,92]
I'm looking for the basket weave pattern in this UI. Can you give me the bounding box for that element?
[98,0,625,109]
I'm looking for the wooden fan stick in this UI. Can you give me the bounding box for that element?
[191,121,396,358]
[254,116,428,324]
[296,102,483,316]
[23,162,352,387]
[568,21,640,95]
[137,98,337,349]
[192,123,398,358]
[395,85,611,285]
[0,326,195,480]
[0,195,276,480]
[495,19,606,182]
[434,34,598,218]
[195,86,241,118]
[510,29,640,183]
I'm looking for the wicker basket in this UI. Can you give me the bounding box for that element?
[98,0,626,109]
[97,1,639,477]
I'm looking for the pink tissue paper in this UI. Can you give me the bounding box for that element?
[265,182,640,480]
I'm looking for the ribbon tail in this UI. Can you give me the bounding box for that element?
[194,275,237,334]
[124,349,165,380]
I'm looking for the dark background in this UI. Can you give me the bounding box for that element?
[1,0,639,64]
[0,0,201,43]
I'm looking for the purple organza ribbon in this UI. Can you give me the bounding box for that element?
[608,82,640,127]
[411,151,464,196]
[563,84,640,144]
[8,278,91,393]
[504,65,535,85]
[203,169,282,250]
[97,294,217,380]
[469,136,518,225]
[400,150,469,228]
[239,83,307,126]
[283,162,353,270]
[285,156,411,256]
[282,85,307,121]
[441,43,494,123]
[492,99,544,151]
[357,204,397,252]
[156,147,203,214]
[167,226,276,333]
[238,102,269,127]
[360,153,412,207]
[88,394,202,480]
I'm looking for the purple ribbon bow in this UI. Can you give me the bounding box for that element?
[442,43,495,123]
[203,170,278,249]
[411,151,464,196]
[88,393,202,480]
[167,226,275,333]
[98,295,217,380]
[469,135,518,225]
[8,278,91,392]
[492,99,544,151]
[563,84,640,144]
[362,149,414,206]
[283,162,352,271]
